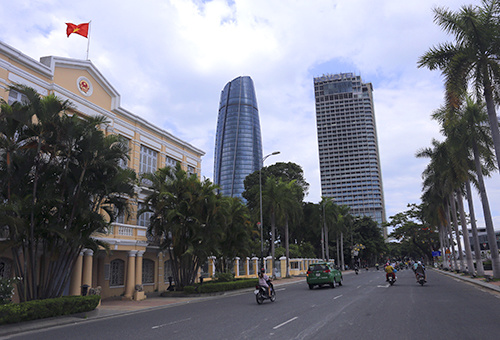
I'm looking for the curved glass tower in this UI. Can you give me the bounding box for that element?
[214,76,263,199]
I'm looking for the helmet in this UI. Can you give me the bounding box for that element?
[260,268,265,273]
[418,261,422,265]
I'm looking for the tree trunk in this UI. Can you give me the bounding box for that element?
[449,193,465,271]
[456,190,475,275]
[472,123,500,277]
[483,79,500,176]
[340,232,345,270]
[465,178,484,276]
[285,218,290,278]
[445,200,458,270]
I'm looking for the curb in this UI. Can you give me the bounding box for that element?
[433,268,500,293]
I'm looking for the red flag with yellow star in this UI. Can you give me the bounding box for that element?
[66,23,89,38]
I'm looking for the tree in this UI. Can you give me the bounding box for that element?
[214,196,253,273]
[0,85,136,301]
[141,164,220,288]
[418,0,500,277]
[386,204,440,263]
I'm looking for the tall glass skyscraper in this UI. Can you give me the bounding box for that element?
[214,76,263,199]
[314,73,386,236]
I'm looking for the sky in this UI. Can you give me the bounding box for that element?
[1,0,499,232]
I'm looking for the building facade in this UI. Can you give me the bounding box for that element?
[314,73,386,236]
[0,40,205,300]
[214,76,263,200]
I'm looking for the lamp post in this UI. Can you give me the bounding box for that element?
[259,151,280,270]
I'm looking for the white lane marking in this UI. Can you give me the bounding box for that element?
[152,317,191,329]
[273,316,298,329]
[276,288,286,292]
[333,295,343,300]
[377,285,389,288]
[357,285,362,289]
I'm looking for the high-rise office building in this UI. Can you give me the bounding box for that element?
[314,73,386,236]
[214,76,263,199]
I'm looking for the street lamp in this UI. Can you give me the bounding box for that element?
[259,151,280,270]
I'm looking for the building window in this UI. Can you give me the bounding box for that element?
[8,89,28,105]
[137,203,152,227]
[140,145,158,175]
[164,260,173,282]
[187,165,196,176]
[0,258,12,279]
[118,137,130,169]
[165,155,178,168]
[109,259,125,286]
[142,259,155,284]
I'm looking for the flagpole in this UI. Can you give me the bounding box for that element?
[86,21,92,60]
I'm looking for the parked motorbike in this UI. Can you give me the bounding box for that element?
[255,281,276,304]
[388,275,396,286]
[417,273,426,286]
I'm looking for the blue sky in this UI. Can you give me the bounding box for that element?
[1,0,498,232]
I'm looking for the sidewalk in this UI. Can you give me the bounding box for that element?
[0,276,305,339]
[434,268,500,293]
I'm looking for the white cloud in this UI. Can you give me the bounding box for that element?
[1,0,498,229]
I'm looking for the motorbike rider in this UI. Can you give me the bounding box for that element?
[258,268,271,296]
[414,261,426,282]
[384,262,396,282]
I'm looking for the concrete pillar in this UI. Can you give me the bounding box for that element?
[69,251,84,295]
[245,257,250,276]
[251,257,257,277]
[124,250,137,299]
[208,256,216,277]
[234,257,240,277]
[280,256,287,278]
[82,249,94,287]
[134,251,146,301]
[135,251,144,286]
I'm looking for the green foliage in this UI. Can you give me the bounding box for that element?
[214,272,235,282]
[0,85,136,301]
[0,277,19,305]
[0,295,100,325]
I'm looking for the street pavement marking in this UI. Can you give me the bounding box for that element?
[276,288,286,292]
[377,285,389,288]
[152,317,191,329]
[357,285,362,289]
[333,295,343,300]
[273,316,298,329]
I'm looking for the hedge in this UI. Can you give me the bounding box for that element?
[183,279,259,294]
[0,295,101,325]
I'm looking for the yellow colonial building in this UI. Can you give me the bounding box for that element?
[0,40,205,300]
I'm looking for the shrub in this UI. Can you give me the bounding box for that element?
[214,272,235,282]
[0,295,100,325]
[183,278,258,294]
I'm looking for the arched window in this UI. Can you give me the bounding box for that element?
[164,260,173,282]
[142,259,154,284]
[0,258,12,279]
[110,259,124,286]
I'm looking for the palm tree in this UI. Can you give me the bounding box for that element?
[0,85,136,300]
[417,139,467,271]
[418,0,500,172]
[435,98,497,276]
[142,164,221,288]
[275,179,303,277]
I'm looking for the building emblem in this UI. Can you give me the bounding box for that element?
[77,76,93,96]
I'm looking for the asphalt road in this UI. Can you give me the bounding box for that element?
[5,269,500,340]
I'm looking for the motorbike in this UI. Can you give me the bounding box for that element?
[388,274,396,286]
[255,281,276,304]
[417,273,426,286]
[355,268,359,275]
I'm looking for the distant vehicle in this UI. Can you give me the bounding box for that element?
[306,262,343,289]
